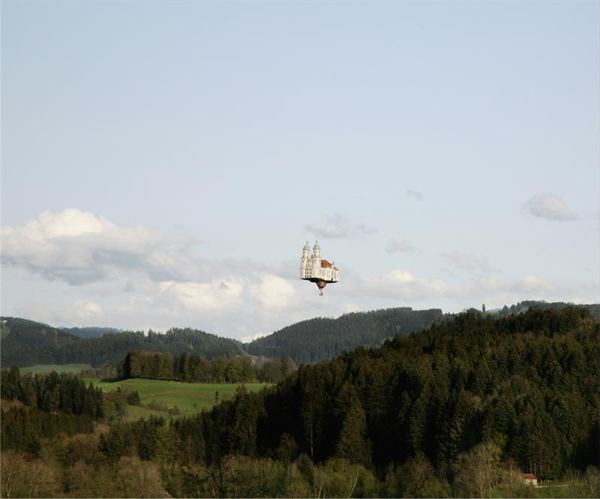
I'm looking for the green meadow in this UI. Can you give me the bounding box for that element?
[20,363,92,375]
[83,377,271,420]
[491,481,596,498]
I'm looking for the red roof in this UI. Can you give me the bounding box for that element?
[522,474,537,480]
[321,260,332,268]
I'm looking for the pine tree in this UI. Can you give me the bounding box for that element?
[335,398,372,466]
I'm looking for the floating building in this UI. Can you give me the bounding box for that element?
[300,241,339,295]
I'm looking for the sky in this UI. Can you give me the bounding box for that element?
[2,0,599,341]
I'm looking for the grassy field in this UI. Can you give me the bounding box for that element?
[83,377,271,420]
[492,481,594,498]
[21,363,92,375]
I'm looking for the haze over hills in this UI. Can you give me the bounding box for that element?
[2,301,599,369]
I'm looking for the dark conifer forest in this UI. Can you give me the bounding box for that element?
[0,308,445,368]
[246,307,444,363]
[118,350,295,384]
[60,326,122,339]
[4,302,597,368]
[1,368,104,454]
[1,306,599,497]
[1,317,243,367]
[102,307,600,475]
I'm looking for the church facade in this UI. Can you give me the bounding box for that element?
[300,241,340,283]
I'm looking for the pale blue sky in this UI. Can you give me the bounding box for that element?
[2,1,598,339]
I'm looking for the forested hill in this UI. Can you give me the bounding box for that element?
[106,306,597,488]
[60,326,122,338]
[3,302,597,368]
[491,300,600,320]
[0,319,242,368]
[0,317,81,346]
[246,307,443,363]
[0,317,81,366]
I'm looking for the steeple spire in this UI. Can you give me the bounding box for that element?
[313,241,321,259]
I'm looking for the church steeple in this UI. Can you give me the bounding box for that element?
[303,241,310,257]
[300,241,311,279]
[313,241,321,259]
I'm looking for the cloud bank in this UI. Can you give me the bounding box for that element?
[1,208,206,285]
[3,209,591,339]
[2,209,341,337]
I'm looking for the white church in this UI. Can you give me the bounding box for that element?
[300,241,340,295]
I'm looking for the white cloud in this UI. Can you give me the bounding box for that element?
[342,269,451,301]
[3,209,595,341]
[160,278,246,311]
[342,303,362,314]
[515,274,553,293]
[406,189,424,201]
[304,213,377,239]
[1,209,322,338]
[251,274,296,309]
[336,267,569,311]
[522,193,578,221]
[74,300,102,318]
[6,263,593,341]
[1,208,206,285]
[441,251,499,275]
[386,238,422,254]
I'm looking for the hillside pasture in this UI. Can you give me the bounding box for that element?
[84,377,270,420]
[20,363,92,375]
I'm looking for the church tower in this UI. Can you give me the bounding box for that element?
[312,241,321,259]
[300,241,310,278]
[312,241,321,278]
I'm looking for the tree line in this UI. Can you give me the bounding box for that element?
[1,306,599,497]
[1,368,104,455]
[4,302,598,369]
[491,301,600,319]
[98,308,599,484]
[118,350,296,384]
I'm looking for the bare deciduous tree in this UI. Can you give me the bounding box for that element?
[585,466,599,497]
[455,442,501,498]
[565,468,580,498]
[501,458,523,498]
[405,452,434,493]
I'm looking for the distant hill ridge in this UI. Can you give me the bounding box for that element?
[2,301,598,368]
[246,307,444,363]
[60,326,122,338]
[0,317,242,368]
[245,300,600,364]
